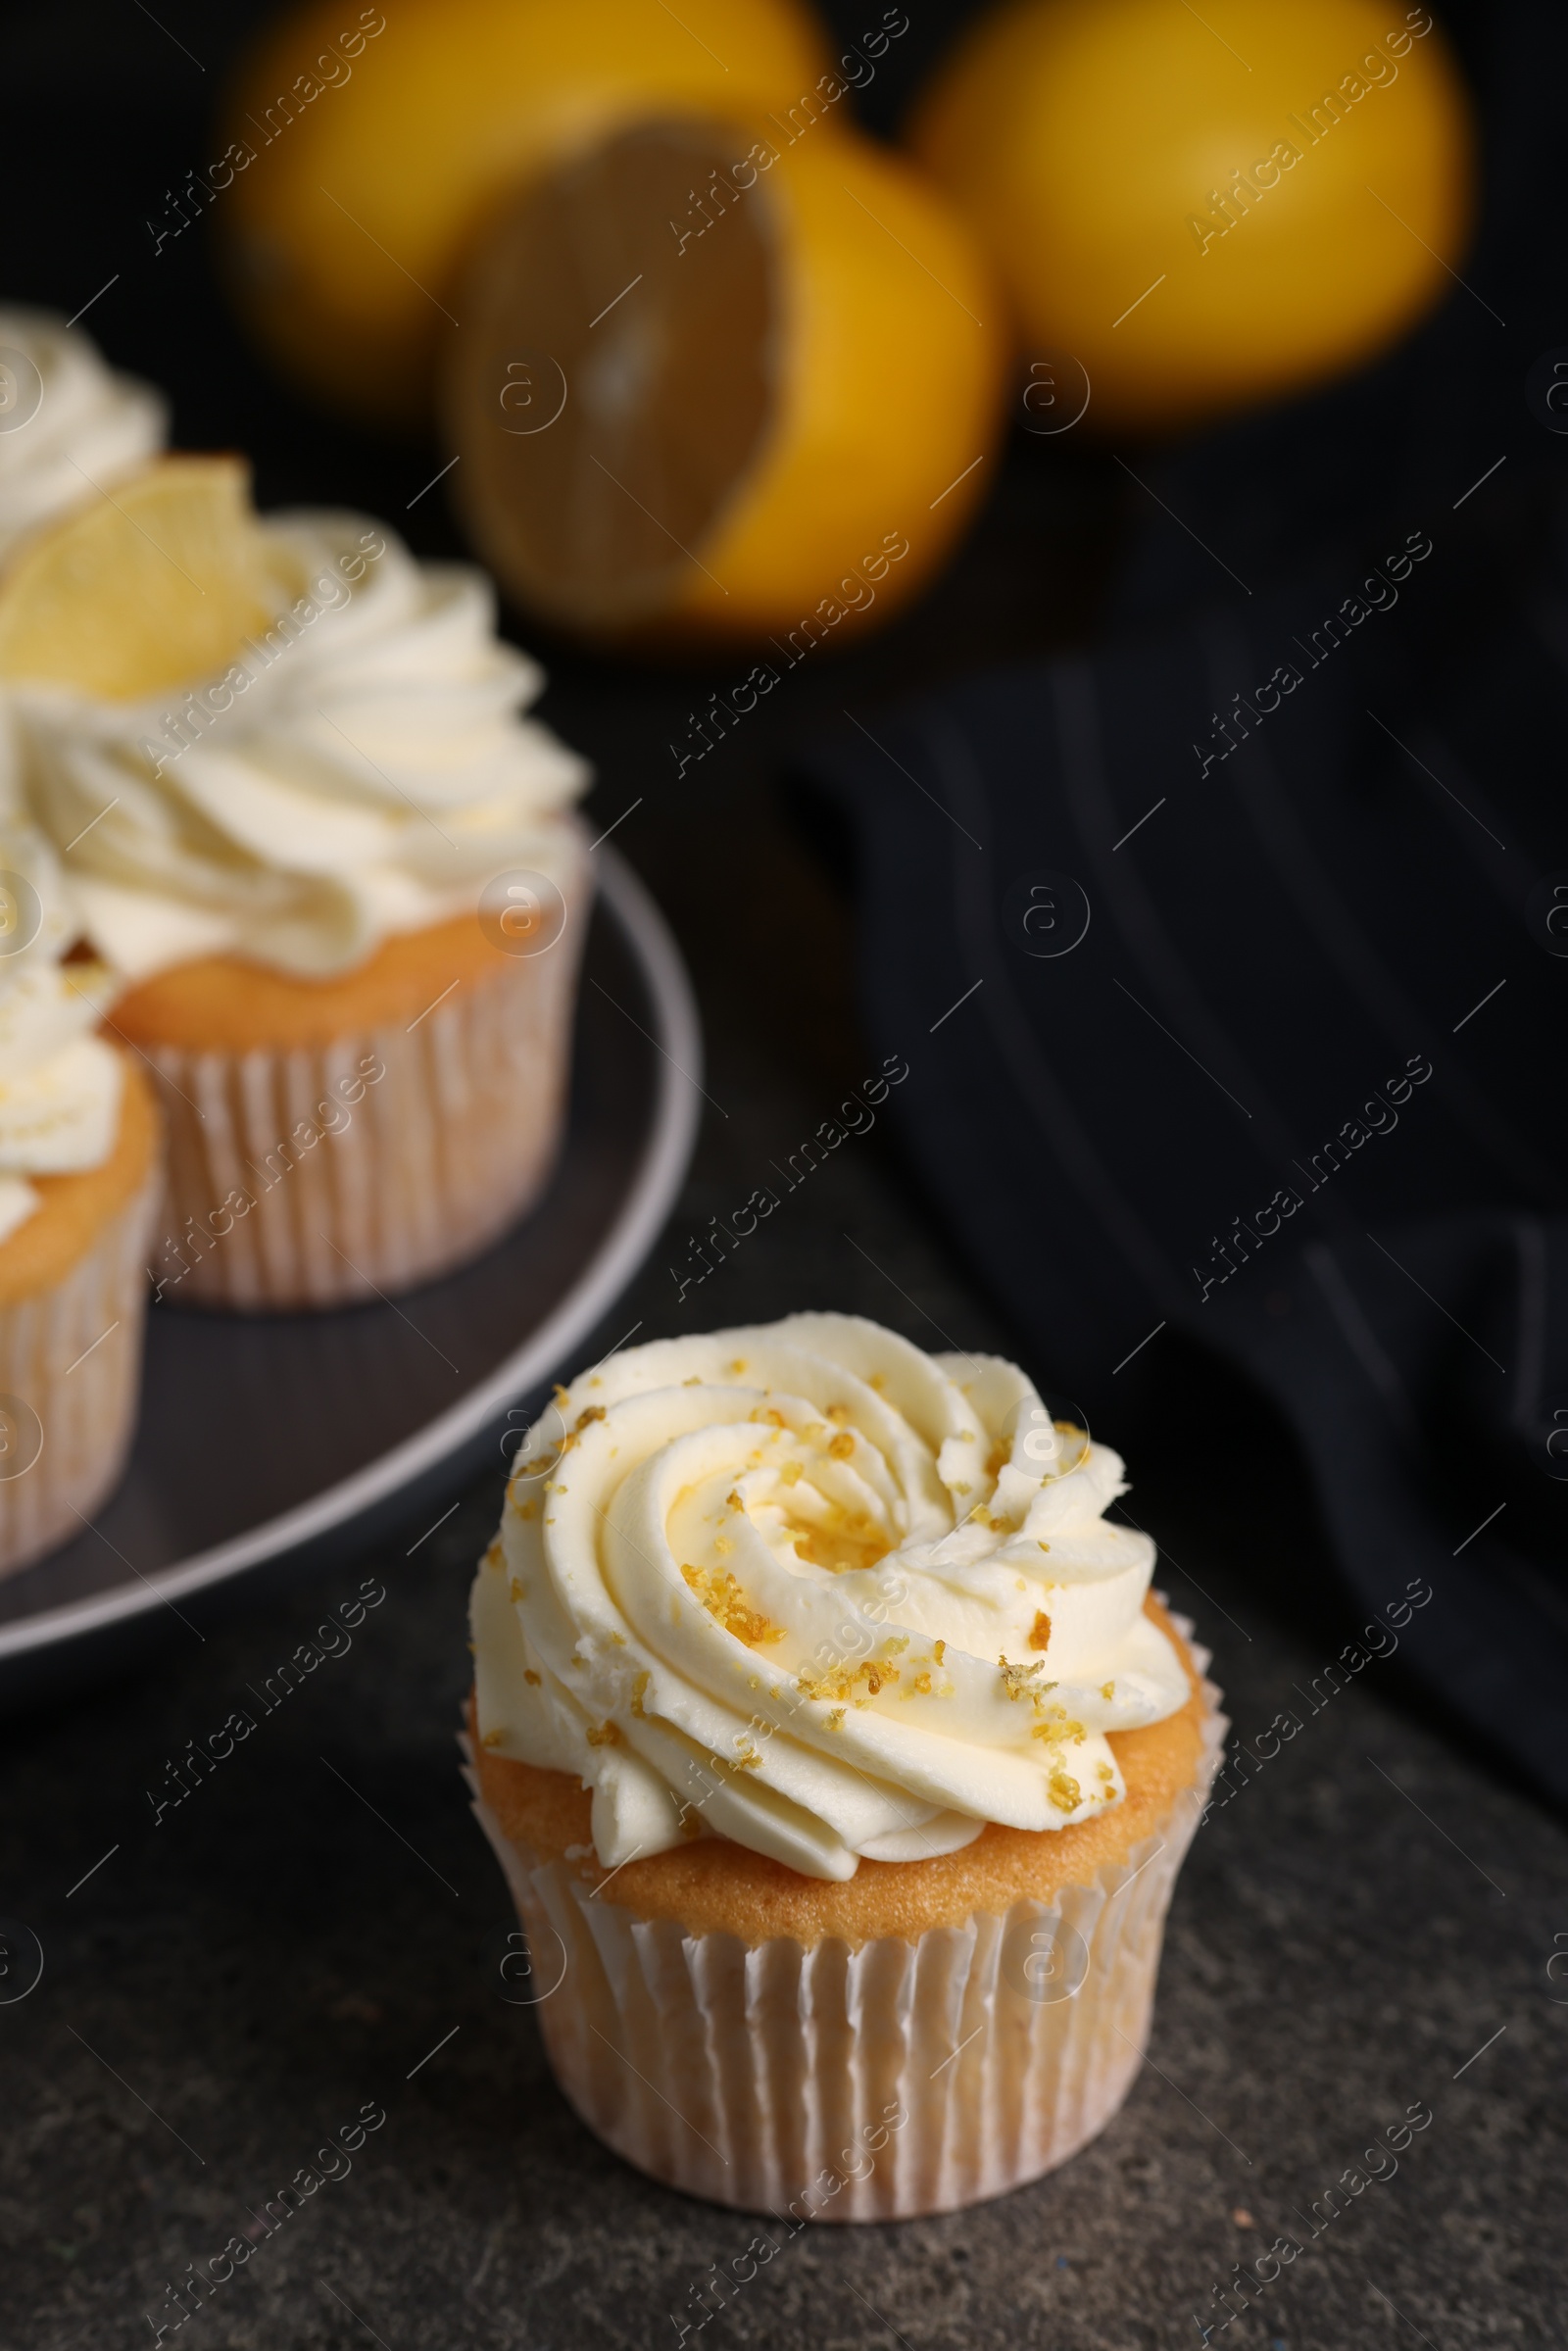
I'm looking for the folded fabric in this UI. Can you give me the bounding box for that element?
[801,529,1568,1806]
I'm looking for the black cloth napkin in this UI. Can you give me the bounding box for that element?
[801,0,1568,1807]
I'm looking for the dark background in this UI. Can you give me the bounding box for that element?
[2,4,1564,2347]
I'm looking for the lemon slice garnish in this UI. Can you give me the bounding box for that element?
[0,454,276,699]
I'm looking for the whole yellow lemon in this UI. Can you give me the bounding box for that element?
[217,0,837,427]
[909,0,1476,434]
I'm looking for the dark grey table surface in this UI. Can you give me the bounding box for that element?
[5,663,1566,2351]
[4,2,1566,2345]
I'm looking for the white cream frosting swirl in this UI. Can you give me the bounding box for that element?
[3,511,590,980]
[0,818,122,1245]
[0,309,167,565]
[472,1314,1188,1882]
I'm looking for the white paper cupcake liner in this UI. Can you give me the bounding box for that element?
[0,1144,160,1580]
[141,887,588,1311]
[465,1622,1226,2220]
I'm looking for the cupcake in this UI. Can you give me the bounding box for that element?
[3,461,591,1308]
[0,307,166,567]
[466,1313,1223,2217]
[0,815,161,1577]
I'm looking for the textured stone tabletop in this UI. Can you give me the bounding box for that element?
[4,4,1565,2344]
[5,677,1565,2349]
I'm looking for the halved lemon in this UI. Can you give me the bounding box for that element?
[0,456,274,699]
[441,115,1007,646]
